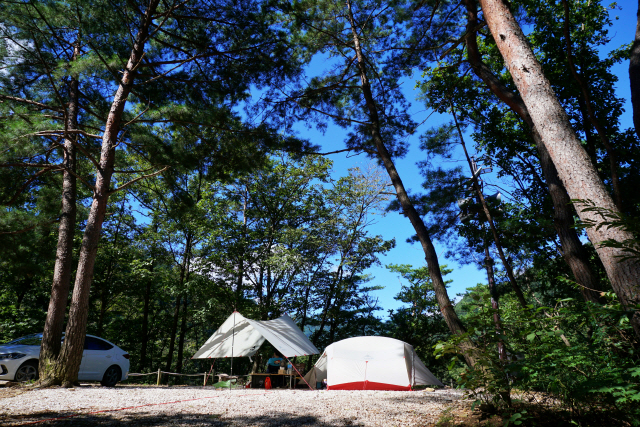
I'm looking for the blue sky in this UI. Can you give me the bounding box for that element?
[288,0,640,316]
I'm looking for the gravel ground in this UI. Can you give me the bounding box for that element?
[0,385,465,426]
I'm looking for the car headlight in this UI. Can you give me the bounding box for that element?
[0,353,27,360]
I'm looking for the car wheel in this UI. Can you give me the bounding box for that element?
[15,360,39,382]
[101,365,121,387]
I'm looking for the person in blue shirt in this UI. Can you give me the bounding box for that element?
[266,352,284,374]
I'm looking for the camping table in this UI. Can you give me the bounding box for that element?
[250,373,302,389]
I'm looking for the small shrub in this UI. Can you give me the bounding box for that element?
[435,288,640,426]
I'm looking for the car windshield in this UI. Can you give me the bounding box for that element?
[6,334,43,346]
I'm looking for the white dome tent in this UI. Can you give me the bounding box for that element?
[304,336,444,390]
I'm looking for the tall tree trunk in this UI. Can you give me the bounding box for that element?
[576,98,598,164]
[55,1,160,386]
[167,233,192,373]
[39,41,80,385]
[298,282,312,333]
[176,241,194,374]
[310,295,331,345]
[176,295,188,374]
[537,137,603,303]
[310,267,342,345]
[257,265,264,313]
[165,295,182,373]
[452,106,528,308]
[463,0,602,303]
[345,0,473,365]
[140,224,159,371]
[264,263,272,319]
[97,287,107,337]
[139,266,153,371]
[97,202,125,337]
[328,317,337,344]
[235,187,248,307]
[16,278,31,312]
[631,0,640,141]
[478,0,640,339]
[484,244,506,361]
[483,239,510,403]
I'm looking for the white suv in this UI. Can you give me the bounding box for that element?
[0,333,130,386]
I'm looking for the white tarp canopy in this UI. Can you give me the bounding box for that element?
[192,312,319,359]
[303,336,444,390]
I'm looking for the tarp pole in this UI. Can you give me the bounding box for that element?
[412,350,415,390]
[203,361,215,387]
[363,361,368,390]
[283,355,314,391]
[231,311,236,376]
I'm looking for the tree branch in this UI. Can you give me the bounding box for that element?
[109,166,169,194]
[0,217,60,235]
[3,166,63,205]
[0,94,62,112]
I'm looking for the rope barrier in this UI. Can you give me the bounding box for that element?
[128,371,207,377]
[127,369,252,387]
[127,369,296,389]
[161,371,207,377]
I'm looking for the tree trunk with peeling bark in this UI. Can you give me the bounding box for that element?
[478,0,640,339]
[54,1,160,386]
[39,42,80,385]
[462,0,602,303]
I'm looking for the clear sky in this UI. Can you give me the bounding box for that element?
[289,0,639,317]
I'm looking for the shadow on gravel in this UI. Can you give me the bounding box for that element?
[379,392,464,404]
[3,411,367,427]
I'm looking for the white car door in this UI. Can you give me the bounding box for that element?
[78,336,115,381]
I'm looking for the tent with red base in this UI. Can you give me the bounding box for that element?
[304,336,443,390]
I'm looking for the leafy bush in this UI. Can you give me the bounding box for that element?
[435,288,640,425]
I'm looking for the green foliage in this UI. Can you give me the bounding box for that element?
[502,410,529,427]
[436,290,514,409]
[574,199,640,261]
[415,0,640,294]
[0,151,392,377]
[0,224,57,343]
[275,0,416,158]
[436,285,640,425]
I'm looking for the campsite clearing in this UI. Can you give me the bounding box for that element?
[0,384,466,426]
